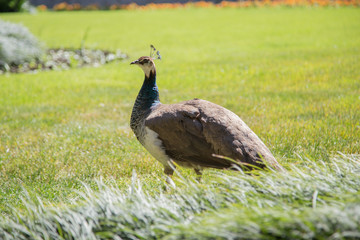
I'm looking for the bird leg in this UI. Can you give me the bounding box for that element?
[164,167,176,188]
[194,168,203,182]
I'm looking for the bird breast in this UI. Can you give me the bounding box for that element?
[142,127,171,167]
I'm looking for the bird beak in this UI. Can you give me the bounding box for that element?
[130,60,139,65]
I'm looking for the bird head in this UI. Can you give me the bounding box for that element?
[130,56,156,78]
[131,45,161,78]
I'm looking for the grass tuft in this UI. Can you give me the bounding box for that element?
[0,154,359,239]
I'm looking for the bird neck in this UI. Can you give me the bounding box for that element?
[131,69,160,129]
[137,69,160,108]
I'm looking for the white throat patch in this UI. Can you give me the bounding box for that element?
[139,64,155,78]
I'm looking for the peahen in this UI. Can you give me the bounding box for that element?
[130,46,283,182]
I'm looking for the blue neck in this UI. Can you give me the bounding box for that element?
[135,70,160,112]
[130,69,160,138]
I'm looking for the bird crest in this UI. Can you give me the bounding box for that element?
[150,45,161,61]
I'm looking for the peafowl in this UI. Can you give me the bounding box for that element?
[130,46,283,182]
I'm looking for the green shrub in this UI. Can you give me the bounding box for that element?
[0,0,27,12]
[0,20,43,69]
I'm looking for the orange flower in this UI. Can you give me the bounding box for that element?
[72,3,81,10]
[85,4,99,10]
[110,4,118,10]
[120,3,139,10]
[194,1,214,8]
[49,0,360,11]
[37,4,47,11]
[53,2,68,11]
[66,4,73,10]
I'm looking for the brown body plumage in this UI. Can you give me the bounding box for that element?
[130,55,282,180]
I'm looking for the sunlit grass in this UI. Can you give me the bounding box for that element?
[1,155,359,239]
[0,7,359,237]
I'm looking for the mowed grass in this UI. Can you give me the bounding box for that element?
[0,6,359,225]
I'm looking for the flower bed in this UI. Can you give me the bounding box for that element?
[40,0,360,12]
[1,48,127,74]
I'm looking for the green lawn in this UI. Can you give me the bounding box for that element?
[0,7,359,238]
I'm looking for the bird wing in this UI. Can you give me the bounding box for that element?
[145,99,280,170]
[144,100,232,169]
